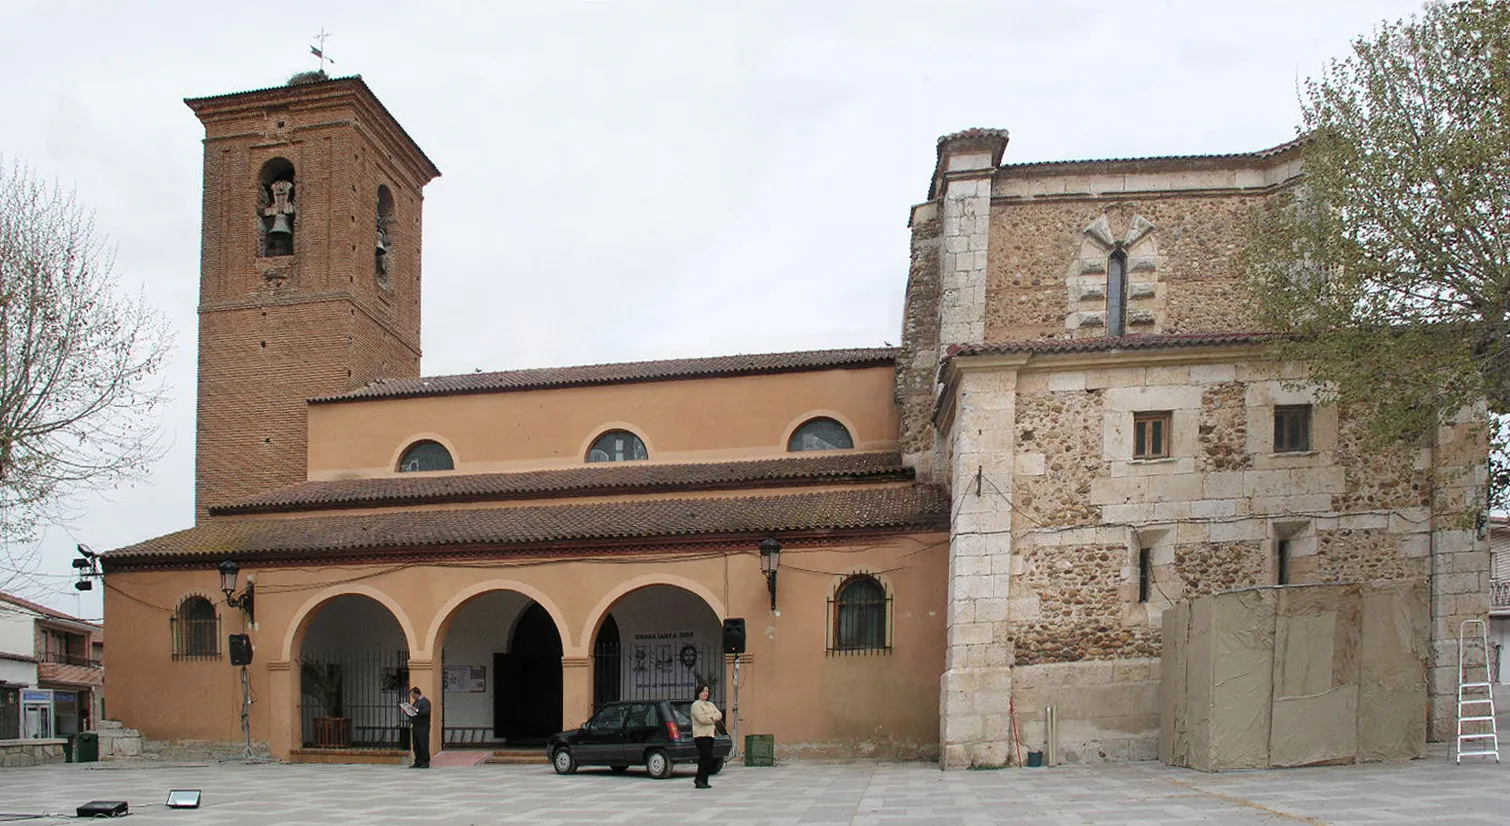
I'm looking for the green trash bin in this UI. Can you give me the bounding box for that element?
[75,731,99,763]
[62,735,74,763]
[744,734,775,767]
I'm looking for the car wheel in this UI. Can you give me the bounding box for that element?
[645,748,672,779]
[609,765,628,773]
[708,757,724,775]
[552,747,577,775]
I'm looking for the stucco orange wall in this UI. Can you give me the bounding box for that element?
[103,531,947,760]
[305,366,899,478]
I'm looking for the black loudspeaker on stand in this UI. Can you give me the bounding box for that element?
[228,633,253,666]
[722,618,746,654]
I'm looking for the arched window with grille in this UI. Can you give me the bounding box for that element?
[398,440,454,472]
[586,429,648,462]
[172,596,220,660]
[787,417,854,452]
[830,575,890,654]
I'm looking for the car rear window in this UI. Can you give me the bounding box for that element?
[668,702,692,727]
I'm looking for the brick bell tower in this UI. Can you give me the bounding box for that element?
[186,75,440,516]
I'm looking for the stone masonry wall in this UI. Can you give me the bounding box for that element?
[895,203,942,481]
[985,194,1272,343]
[940,354,1488,765]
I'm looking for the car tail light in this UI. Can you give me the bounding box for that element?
[666,721,681,740]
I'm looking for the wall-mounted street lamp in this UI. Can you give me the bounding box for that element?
[759,537,782,611]
[219,560,255,624]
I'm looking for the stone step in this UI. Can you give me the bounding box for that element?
[483,749,548,765]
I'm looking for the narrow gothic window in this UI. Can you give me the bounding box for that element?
[587,430,648,462]
[398,440,454,472]
[1138,547,1152,603]
[788,417,854,452]
[258,158,297,257]
[1107,249,1128,336]
[1276,539,1291,585]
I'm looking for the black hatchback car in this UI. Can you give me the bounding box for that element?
[547,699,733,779]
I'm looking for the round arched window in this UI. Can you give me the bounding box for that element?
[833,575,887,652]
[788,417,854,452]
[398,440,454,472]
[586,430,648,462]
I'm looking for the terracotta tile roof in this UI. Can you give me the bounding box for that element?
[0,591,99,629]
[313,347,898,403]
[948,332,1277,359]
[998,137,1304,171]
[213,451,911,515]
[106,486,948,566]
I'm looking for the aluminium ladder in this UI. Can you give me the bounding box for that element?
[1456,619,1500,763]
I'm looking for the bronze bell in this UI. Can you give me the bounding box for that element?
[268,213,293,238]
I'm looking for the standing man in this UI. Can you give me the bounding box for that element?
[690,683,722,789]
[407,687,431,768]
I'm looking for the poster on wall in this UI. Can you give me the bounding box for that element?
[443,665,486,693]
[630,630,703,698]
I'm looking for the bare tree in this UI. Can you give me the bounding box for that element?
[0,160,172,586]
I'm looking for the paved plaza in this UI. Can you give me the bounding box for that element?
[0,747,1506,825]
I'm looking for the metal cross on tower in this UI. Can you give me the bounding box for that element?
[310,28,335,71]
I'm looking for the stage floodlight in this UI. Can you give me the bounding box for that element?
[166,790,202,809]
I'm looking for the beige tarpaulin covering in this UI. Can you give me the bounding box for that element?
[1160,581,1426,771]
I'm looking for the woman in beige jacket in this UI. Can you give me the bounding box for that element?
[690,683,723,789]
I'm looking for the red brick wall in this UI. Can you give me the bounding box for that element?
[191,82,433,514]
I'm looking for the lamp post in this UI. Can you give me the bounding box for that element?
[219,560,255,624]
[759,537,781,611]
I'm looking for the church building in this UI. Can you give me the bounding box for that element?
[101,75,1489,768]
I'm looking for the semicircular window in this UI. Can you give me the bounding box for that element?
[398,440,454,472]
[586,430,648,463]
[787,417,854,452]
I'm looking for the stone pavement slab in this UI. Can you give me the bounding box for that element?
[0,748,1503,825]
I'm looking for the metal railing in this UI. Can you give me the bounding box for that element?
[591,641,725,710]
[39,650,101,668]
[298,649,410,749]
[1491,580,1510,613]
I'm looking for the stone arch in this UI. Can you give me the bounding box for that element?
[425,579,572,657]
[577,573,727,653]
[279,583,418,663]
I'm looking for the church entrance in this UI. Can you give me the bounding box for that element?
[495,602,563,742]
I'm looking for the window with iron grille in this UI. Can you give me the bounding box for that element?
[1133,411,1171,459]
[171,596,221,660]
[829,575,890,653]
[1273,405,1312,452]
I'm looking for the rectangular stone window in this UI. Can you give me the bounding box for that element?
[1273,405,1312,452]
[1133,411,1172,459]
[1276,538,1291,585]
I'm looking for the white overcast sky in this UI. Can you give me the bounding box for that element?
[0,0,1427,618]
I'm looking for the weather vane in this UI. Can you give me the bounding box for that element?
[310,28,335,73]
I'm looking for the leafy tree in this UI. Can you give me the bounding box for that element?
[1245,0,1509,506]
[0,160,171,585]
